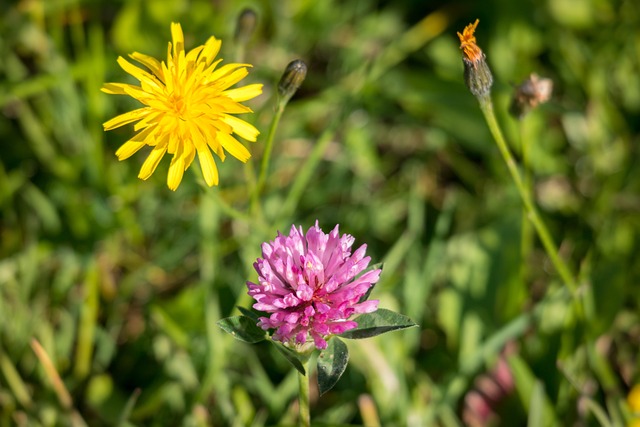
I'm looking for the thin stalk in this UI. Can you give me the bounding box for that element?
[477,94,578,294]
[298,360,311,427]
[255,100,286,199]
[251,97,287,217]
[200,183,252,223]
[519,119,534,282]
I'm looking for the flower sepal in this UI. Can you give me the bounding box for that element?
[338,308,418,339]
[272,341,311,375]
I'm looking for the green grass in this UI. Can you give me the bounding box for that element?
[1,0,640,425]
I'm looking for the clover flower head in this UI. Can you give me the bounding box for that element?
[247,222,380,350]
[102,23,263,190]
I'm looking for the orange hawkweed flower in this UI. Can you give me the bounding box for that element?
[457,19,484,65]
[457,19,493,98]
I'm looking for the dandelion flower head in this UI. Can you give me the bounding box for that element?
[247,222,380,350]
[102,23,263,190]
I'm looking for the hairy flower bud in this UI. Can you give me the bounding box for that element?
[457,19,493,99]
[278,59,307,103]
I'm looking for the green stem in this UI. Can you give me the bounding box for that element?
[259,103,285,183]
[519,119,533,282]
[298,360,311,427]
[199,183,252,223]
[253,99,286,212]
[477,95,578,294]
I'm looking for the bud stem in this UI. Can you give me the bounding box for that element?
[254,102,285,205]
[477,96,578,295]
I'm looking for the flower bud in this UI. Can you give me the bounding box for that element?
[509,73,553,119]
[457,19,493,99]
[234,8,257,45]
[277,59,307,103]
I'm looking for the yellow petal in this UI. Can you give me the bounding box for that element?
[101,82,139,95]
[211,119,232,135]
[185,45,204,67]
[203,98,251,114]
[224,84,263,102]
[167,152,185,191]
[161,61,174,95]
[183,139,196,170]
[121,85,159,104]
[116,140,146,160]
[193,136,218,186]
[216,67,249,90]
[199,37,221,67]
[133,111,162,132]
[115,127,156,159]
[207,63,249,84]
[103,108,149,130]
[221,115,259,141]
[209,135,226,160]
[138,144,167,180]
[201,59,223,78]
[129,52,163,78]
[170,22,184,57]
[217,132,251,162]
[117,57,159,88]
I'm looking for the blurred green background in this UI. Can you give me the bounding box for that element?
[1,0,640,425]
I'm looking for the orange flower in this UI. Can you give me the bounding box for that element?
[457,19,484,66]
[457,19,493,98]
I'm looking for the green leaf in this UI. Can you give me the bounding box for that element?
[317,338,349,396]
[509,355,559,427]
[216,316,266,343]
[339,308,417,339]
[272,342,306,375]
[237,306,261,322]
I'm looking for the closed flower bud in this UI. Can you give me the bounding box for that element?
[235,8,257,44]
[509,73,553,118]
[278,59,307,103]
[457,19,493,99]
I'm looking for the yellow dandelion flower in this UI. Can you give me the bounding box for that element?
[102,22,263,190]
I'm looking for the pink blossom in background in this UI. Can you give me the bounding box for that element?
[247,221,380,350]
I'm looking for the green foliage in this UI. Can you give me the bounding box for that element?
[317,338,349,396]
[340,309,417,340]
[217,316,266,344]
[1,0,640,426]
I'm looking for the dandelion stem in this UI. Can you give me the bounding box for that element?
[476,94,578,294]
[298,361,311,427]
